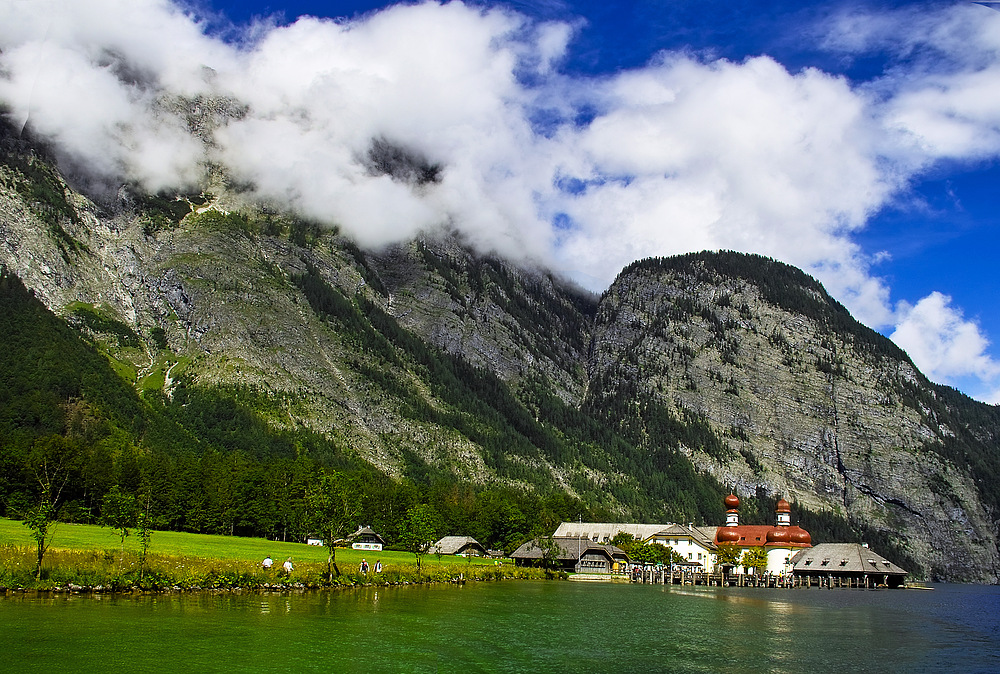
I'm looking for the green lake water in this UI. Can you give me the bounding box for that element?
[2,580,998,673]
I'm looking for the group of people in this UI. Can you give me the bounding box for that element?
[359,558,382,574]
[261,556,294,574]
[261,555,382,576]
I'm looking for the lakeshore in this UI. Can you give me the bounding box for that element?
[0,518,542,595]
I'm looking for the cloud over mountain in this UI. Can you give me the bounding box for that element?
[2,0,999,399]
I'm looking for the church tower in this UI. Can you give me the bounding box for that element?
[776,498,791,526]
[724,492,740,526]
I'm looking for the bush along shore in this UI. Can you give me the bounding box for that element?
[0,545,549,594]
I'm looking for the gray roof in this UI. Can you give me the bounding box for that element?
[791,543,907,575]
[511,537,628,563]
[429,536,486,555]
[349,526,385,544]
[553,522,718,551]
[553,522,669,542]
[651,523,719,551]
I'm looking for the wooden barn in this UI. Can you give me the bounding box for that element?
[430,536,487,557]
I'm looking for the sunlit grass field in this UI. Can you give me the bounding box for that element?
[0,517,494,567]
[0,518,533,590]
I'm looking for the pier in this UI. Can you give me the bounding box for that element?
[627,566,897,588]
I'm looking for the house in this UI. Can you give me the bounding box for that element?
[713,493,812,575]
[511,537,629,574]
[429,536,487,557]
[553,522,718,572]
[348,526,385,551]
[791,543,908,588]
[645,523,720,572]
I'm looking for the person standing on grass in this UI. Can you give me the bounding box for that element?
[360,558,369,574]
[262,555,273,570]
[283,557,294,575]
[374,559,382,574]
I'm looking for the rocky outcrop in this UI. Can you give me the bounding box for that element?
[369,238,595,406]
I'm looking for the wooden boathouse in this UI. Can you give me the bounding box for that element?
[790,543,908,588]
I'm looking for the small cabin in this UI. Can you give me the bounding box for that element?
[349,526,385,551]
[429,536,487,557]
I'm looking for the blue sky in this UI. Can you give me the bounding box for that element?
[2,0,999,401]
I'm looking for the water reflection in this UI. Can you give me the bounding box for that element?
[1,582,998,673]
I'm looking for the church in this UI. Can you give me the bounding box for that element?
[714,492,812,575]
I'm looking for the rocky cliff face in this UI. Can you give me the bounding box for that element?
[2,138,998,582]
[368,238,595,406]
[589,255,1000,582]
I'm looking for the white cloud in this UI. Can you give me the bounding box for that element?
[548,55,897,327]
[824,3,1000,166]
[3,0,1000,400]
[891,292,1000,388]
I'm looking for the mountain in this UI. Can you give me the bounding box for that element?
[590,254,1000,582]
[2,127,998,582]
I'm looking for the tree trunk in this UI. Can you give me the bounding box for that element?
[326,546,341,582]
[35,541,45,580]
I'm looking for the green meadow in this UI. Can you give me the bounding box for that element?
[0,518,540,591]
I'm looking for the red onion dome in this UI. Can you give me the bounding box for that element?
[724,493,740,510]
[766,527,790,544]
[776,498,791,513]
[789,527,811,545]
[717,527,740,543]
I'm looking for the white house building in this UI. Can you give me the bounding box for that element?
[552,522,719,572]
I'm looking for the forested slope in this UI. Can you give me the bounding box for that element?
[2,130,999,580]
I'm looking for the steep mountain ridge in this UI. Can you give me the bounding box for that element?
[2,137,999,581]
[589,254,1000,582]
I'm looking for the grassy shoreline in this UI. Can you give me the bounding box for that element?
[0,518,549,593]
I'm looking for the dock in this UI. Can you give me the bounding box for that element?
[628,566,900,588]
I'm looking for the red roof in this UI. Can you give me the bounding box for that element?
[714,525,811,548]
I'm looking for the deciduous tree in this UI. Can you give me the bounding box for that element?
[305,470,360,582]
[741,546,768,574]
[101,485,137,555]
[716,543,741,569]
[537,535,562,573]
[399,503,441,572]
[24,435,78,579]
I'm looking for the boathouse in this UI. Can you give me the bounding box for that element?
[511,537,629,574]
[791,543,908,588]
